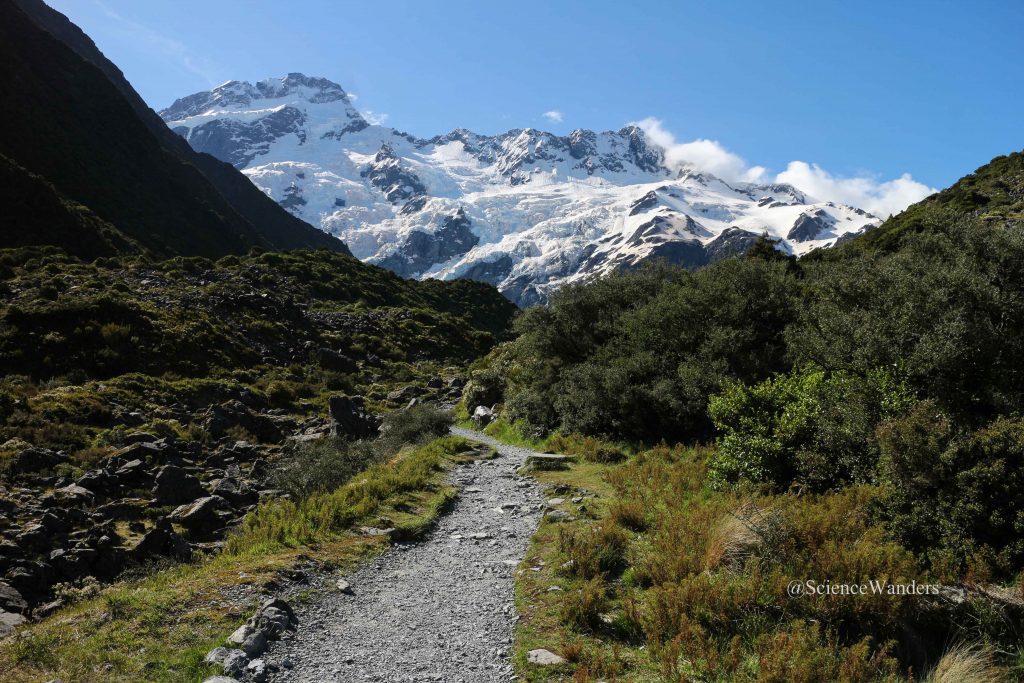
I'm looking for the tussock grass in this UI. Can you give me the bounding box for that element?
[506,431,1024,682]
[924,644,1003,683]
[704,501,784,571]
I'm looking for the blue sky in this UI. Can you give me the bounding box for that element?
[48,0,1023,194]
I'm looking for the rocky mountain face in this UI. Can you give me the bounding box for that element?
[1,1,347,259]
[162,75,879,304]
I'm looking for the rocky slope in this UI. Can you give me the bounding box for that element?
[0,247,515,633]
[161,75,880,305]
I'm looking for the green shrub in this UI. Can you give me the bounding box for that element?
[269,438,380,499]
[707,367,914,491]
[876,404,1024,579]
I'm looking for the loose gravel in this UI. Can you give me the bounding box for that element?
[262,427,546,682]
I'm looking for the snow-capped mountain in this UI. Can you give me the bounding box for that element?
[161,74,879,305]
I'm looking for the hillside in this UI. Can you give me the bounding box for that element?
[0,0,346,259]
[0,245,515,647]
[459,149,1024,680]
[828,150,1024,254]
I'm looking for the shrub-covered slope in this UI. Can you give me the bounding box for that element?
[468,150,1024,680]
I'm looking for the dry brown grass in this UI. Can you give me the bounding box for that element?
[924,644,1003,683]
[704,501,781,571]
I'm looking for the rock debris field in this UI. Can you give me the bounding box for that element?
[261,427,546,682]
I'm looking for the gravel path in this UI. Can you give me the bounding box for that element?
[263,427,545,682]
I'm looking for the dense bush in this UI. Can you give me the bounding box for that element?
[503,255,799,441]
[707,367,914,491]
[876,404,1024,579]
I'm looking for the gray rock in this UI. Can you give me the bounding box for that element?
[527,648,566,665]
[327,395,380,439]
[0,581,28,614]
[204,647,249,677]
[246,658,268,683]
[545,510,574,522]
[169,495,228,532]
[241,631,267,657]
[0,610,26,636]
[227,623,256,647]
[471,405,494,427]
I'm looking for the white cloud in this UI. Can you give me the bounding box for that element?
[542,110,564,123]
[362,110,389,125]
[634,117,936,217]
[635,118,766,183]
[775,162,935,218]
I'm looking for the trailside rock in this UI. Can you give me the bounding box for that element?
[472,404,495,427]
[250,597,297,639]
[204,647,249,677]
[527,648,567,665]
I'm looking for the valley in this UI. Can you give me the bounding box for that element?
[2,0,1024,681]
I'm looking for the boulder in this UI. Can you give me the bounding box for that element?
[169,496,228,533]
[246,658,268,683]
[10,447,64,474]
[5,561,56,601]
[112,441,166,464]
[51,483,95,506]
[203,401,283,444]
[327,395,380,439]
[204,647,249,677]
[153,465,205,505]
[77,469,114,495]
[472,405,495,427]
[132,520,191,561]
[386,385,425,403]
[110,458,150,488]
[524,453,573,471]
[0,610,26,637]
[0,581,27,614]
[49,548,92,581]
[211,476,258,507]
[248,597,297,639]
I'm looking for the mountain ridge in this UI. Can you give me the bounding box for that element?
[161,74,880,304]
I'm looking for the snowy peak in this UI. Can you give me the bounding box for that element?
[160,74,882,305]
[160,73,358,121]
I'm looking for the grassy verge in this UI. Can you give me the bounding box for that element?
[0,435,477,682]
[502,435,1022,682]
